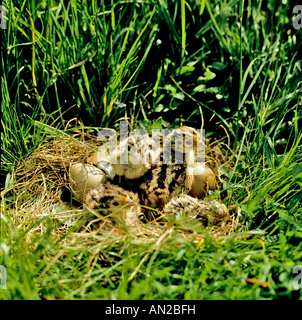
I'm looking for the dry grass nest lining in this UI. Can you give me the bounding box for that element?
[7,132,236,247]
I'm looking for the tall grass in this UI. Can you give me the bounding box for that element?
[1,0,302,300]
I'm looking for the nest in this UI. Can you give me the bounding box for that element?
[3,129,237,249]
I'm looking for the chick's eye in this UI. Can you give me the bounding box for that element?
[112,201,119,206]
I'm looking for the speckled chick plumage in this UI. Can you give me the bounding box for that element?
[163,194,230,225]
[84,181,143,228]
[139,126,203,209]
[111,134,161,180]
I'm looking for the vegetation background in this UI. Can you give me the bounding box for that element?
[1,0,302,299]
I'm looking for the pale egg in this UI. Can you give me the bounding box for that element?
[69,163,107,203]
[189,164,216,198]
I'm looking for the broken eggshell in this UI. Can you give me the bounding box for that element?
[87,145,115,180]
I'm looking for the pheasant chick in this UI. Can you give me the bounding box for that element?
[140,126,203,209]
[84,181,143,228]
[163,194,229,225]
[111,134,160,180]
